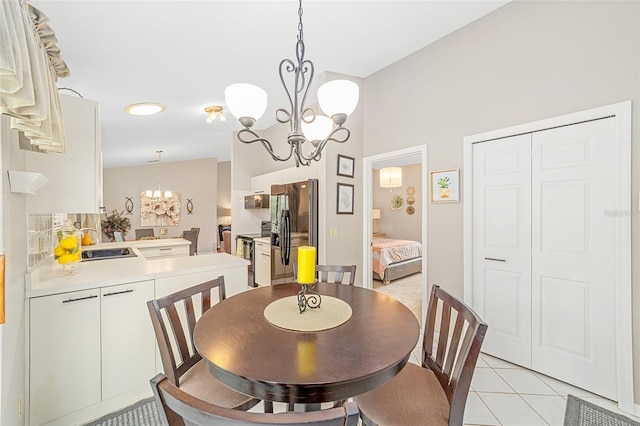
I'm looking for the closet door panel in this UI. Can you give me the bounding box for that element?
[531,118,617,400]
[472,134,532,367]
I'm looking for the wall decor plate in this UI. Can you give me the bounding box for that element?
[390,195,403,210]
[406,196,415,205]
[407,206,415,215]
[406,186,415,196]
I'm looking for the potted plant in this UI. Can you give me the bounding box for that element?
[101,210,132,242]
[437,176,451,198]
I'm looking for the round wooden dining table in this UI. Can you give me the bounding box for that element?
[193,282,420,405]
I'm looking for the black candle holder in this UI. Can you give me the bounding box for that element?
[296,280,321,313]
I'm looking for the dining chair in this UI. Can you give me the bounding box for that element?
[151,373,360,426]
[147,277,264,412]
[135,228,155,239]
[182,229,197,256]
[354,284,488,426]
[190,227,200,254]
[316,264,357,285]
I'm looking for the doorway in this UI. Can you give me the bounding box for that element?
[362,145,428,327]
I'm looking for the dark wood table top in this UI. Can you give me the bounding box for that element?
[193,282,420,404]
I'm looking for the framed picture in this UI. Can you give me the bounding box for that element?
[430,168,460,202]
[337,154,355,178]
[336,183,354,214]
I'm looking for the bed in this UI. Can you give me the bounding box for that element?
[372,238,422,284]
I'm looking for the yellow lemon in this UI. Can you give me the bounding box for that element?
[60,236,77,250]
[58,253,75,264]
[54,245,66,257]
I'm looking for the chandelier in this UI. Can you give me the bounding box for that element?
[380,167,402,189]
[224,0,359,167]
[205,105,225,123]
[145,150,172,199]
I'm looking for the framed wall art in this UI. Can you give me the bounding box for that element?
[336,183,354,214]
[430,168,460,202]
[337,154,355,178]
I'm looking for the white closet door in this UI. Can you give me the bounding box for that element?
[472,134,532,367]
[531,118,617,400]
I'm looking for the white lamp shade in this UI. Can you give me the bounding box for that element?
[317,80,359,117]
[301,115,333,141]
[380,167,402,188]
[372,208,382,220]
[224,83,268,120]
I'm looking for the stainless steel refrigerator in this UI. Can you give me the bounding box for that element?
[270,179,319,285]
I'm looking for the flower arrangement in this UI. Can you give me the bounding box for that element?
[101,209,132,242]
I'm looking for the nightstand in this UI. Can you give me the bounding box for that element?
[373,232,387,238]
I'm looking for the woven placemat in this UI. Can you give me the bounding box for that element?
[264,295,352,331]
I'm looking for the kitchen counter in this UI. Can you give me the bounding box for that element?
[26,250,249,298]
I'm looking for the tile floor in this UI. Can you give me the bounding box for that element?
[404,338,640,426]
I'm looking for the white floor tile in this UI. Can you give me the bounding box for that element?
[478,393,547,425]
[475,356,491,368]
[494,368,557,395]
[463,392,500,425]
[532,372,600,398]
[480,352,525,369]
[471,368,514,393]
[521,394,567,426]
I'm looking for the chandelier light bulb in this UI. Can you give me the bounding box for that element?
[145,190,153,197]
[224,83,268,123]
[301,115,333,142]
[164,191,172,198]
[318,80,359,119]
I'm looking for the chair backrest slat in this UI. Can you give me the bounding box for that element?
[148,277,227,387]
[151,373,360,426]
[422,284,488,426]
[316,264,357,285]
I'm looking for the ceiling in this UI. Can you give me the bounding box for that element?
[31,0,508,169]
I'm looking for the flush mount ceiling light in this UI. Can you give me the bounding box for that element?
[125,102,165,116]
[380,167,402,189]
[205,105,226,123]
[224,0,359,167]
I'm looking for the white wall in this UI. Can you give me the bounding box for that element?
[103,158,218,253]
[363,0,640,404]
[1,115,28,425]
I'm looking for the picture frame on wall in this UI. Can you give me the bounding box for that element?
[430,168,460,202]
[337,154,355,178]
[336,183,354,214]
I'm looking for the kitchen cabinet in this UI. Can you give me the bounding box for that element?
[254,238,271,286]
[101,281,155,400]
[136,243,189,259]
[29,289,101,426]
[26,93,103,213]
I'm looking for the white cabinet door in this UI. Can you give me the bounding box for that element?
[531,119,617,400]
[472,134,532,367]
[29,289,101,426]
[101,280,156,400]
[254,242,271,286]
[26,93,103,213]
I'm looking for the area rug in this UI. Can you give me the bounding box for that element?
[564,394,640,426]
[83,397,160,426]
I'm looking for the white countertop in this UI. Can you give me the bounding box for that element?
[87,238,191,250]
[26,248,249,298]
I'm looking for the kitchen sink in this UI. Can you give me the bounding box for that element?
[81,247,137,261]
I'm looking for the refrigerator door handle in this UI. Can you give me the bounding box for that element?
[282,212,291,265]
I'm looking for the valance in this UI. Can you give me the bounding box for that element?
[0,0,69,153]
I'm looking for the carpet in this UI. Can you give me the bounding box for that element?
[564,394,640,426]
[83,397,161,426]
[373,273,422,324]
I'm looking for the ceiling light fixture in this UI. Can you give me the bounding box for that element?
[125,102,165,116]
[205,105,226,123]
[145,150,172,199]
[224,0,359,167]
[380,167,402,189]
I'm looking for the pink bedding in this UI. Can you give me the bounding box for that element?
[372,238,422,278]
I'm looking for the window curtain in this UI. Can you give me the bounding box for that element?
[0,0,69,153]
